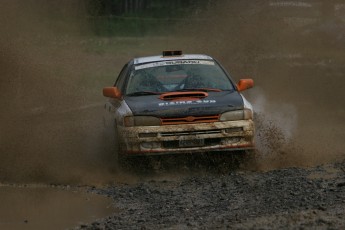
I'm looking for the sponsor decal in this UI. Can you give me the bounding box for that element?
[135,60,214,70]
[159,100,216,107]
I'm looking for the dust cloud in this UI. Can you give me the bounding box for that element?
[0,0,116,184]
[179,0,345,169]
[1,1,345,184]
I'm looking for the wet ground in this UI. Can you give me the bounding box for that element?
[79,161,345,229]
[0,185,116,230]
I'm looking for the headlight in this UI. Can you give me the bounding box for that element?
[124,116,161,127]
[243,109,253,119]
[220,109,253,121]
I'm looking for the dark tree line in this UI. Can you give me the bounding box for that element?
[86,0,210,16]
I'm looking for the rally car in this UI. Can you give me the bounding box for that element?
[103,51,254,158]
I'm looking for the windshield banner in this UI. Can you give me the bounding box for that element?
[135,60,215,70]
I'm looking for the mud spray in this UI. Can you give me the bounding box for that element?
[181,0,345,171]
[1,1,345,184]
[0,0,116,184]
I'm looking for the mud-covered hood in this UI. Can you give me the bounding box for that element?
[124,91,244,117]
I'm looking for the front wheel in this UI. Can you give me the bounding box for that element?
[113,124,124,171]
[240,149,258,170]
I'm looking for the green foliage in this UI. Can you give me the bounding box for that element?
[89,17,179,37]
[86,0,210,36]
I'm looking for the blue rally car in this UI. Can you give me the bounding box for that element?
[103,51,255,158]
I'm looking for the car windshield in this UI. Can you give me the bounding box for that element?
[125,59,234,95]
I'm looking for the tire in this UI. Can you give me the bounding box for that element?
[100,119,124,172]
[113,123,124,170]
[240,149,258,170]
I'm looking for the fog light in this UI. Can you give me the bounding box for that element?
[225,127,243,133]
[139,133,158,138]
[222,137,242,145]
[140,142,161,149]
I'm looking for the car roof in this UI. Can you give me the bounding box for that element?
[133,54,213,65]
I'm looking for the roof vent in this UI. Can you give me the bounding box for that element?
[162,50,183,57]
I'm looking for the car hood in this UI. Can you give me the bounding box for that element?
[124,91,244,117]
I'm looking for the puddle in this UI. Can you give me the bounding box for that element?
[0,185,116,230]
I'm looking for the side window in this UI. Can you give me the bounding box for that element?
[114,64,130,92]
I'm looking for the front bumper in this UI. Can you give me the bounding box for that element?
[118,120,254,155]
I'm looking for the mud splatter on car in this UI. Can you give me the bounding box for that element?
[102,51,255,161]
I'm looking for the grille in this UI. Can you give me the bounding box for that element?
[161,115,219,125]
[161,129,222,137]
[162,138,222,149]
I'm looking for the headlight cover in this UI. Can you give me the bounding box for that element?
[124,116,161,127]
[220,109,253,121]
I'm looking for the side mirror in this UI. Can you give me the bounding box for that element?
[236,79,254,92]
[103,87,122,99]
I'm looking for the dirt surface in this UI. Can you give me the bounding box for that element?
[78,160,345,229]
[0,184,115,230]
[1,1,345,229]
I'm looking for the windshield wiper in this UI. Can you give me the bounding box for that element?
[175,88,223,92]
[126,91,161,96]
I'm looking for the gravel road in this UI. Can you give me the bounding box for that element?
[78,158,345,229]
